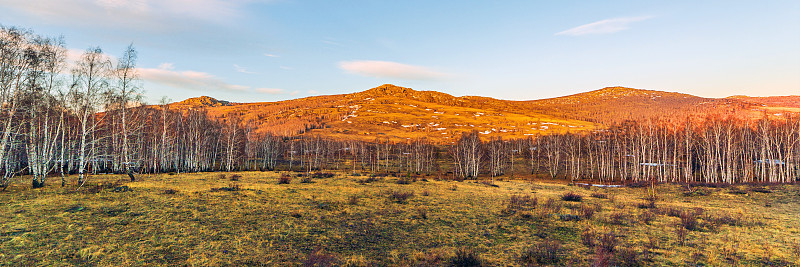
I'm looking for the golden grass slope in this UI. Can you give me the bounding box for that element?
[1,173,799,266]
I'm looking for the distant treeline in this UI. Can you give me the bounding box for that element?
[1,26,798,190]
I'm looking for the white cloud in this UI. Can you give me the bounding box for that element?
[233,64,256,74]
[256,88,284,94]
[556,16,654,36]
[0,0,264,31]
[264,53,279,57]
[139,64,249,92]
[308,90,319,95]
[339,60,448,81]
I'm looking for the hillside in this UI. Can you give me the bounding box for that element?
[168,84,598,143]
[166,85,798,142]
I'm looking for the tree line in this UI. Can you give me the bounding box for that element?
[1,26,797,190]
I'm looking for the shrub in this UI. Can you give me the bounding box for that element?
[396,175,415,184]
[312,172,335,178]
[387,190,415,203]
[598,231,618,254]
[450,249,483,267]
[542,198,562,214]
[217,174,227,180]
[229,174,242,181]
[449,185,458,191]
[421,190,430,196]
[579,204,596,220]
[591,192,608,199]
[303,248,340,267]
[210,184,240,192]
[163,189,177,195]
[637,197,657,209]
[357,177,379,184]
[351,172,362,177]
[581,228,596,247]
[561,191,583,202]
[680,208,704,231]
[559,214,582,221]
[278,174,292,184]
[751,187,772,193]
[300,176,313,183]
[347,195,359,205]
[415,207,428,219]
[290,211,302,218]
[480,180,499,187]
[639,211,656,225]
[608,212,628,225]
[520,240,563,265]
[503,195,538,214]
[615,247,641,267]
[674,224,687,246]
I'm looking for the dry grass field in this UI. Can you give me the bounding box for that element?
[1,172,799,266]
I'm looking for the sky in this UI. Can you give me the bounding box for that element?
[1,0,799,103]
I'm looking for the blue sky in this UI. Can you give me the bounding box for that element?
[2,0,798,103]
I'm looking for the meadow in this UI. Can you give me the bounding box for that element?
[1,172,799,266]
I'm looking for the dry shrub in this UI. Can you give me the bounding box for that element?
[278,174,292,184]
[415,207,428,219]
[303,248,340,267]
[581,228,596,248]
[542,198,562,214]
[229,174,242,181]
[449,184,458,191]
[347,195,360,205]
[386,190,415,203]
[579,204,596,220]
[674,224,688,246]
[312,172,335,178]
[210,184,240,192]
[680,208,704,231]
[561,191,583,202]
[503,195,538,215]
[217,173,227,180]
[163,189,177,195]
[608,212,628,225]
[520,240,563,265]
[300,176,313,183]
[421,190,430,196]
[357,177,379,184]
[591,192,608,199]
[639,211,656,225]
[615,247,641,267]
[450,249,483,267]
[598,231,618,254]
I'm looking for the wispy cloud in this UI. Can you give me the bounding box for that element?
[255,88,284,94]
[556,16,654,36]
[0,0,263,31]
[139,63,249,92]
[233,64,256,74]
[339,60,448,81]
[263,53,279,57]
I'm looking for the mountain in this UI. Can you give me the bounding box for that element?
[167,85,799,142]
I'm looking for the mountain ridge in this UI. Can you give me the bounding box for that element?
[165,85,798,142]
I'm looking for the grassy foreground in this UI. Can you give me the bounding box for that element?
[1,172,799,266]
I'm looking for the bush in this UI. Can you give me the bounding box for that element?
[217,174,227,180]
[386,190,415,203]
[300,176,313,183]
[561,191,583,202]
[422,190,430,196]
[415,207,428,219]
[608,212,628,225]
[503,195,538,215]
[347,195,359,205]
[357,177,379,184]
[674,224,688,246]
[579,204,596,220]
[303,248,339,267]
[163,189,177,195]
[598,231,618,254]
[542,198,562,214]
[615,247,641,267]
[450,249,483,267]
[278,174,292,184]
[312,172,335,178]
[639,211,656,225]
[520,240,563,265]
[581,228,596,247]
[680,208,703,231]
[229,174,242,181]
[591,192,608,199]
[210,184,240,192]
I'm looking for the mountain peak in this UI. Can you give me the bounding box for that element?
[362,84,417,96]
[176,96,231,107]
